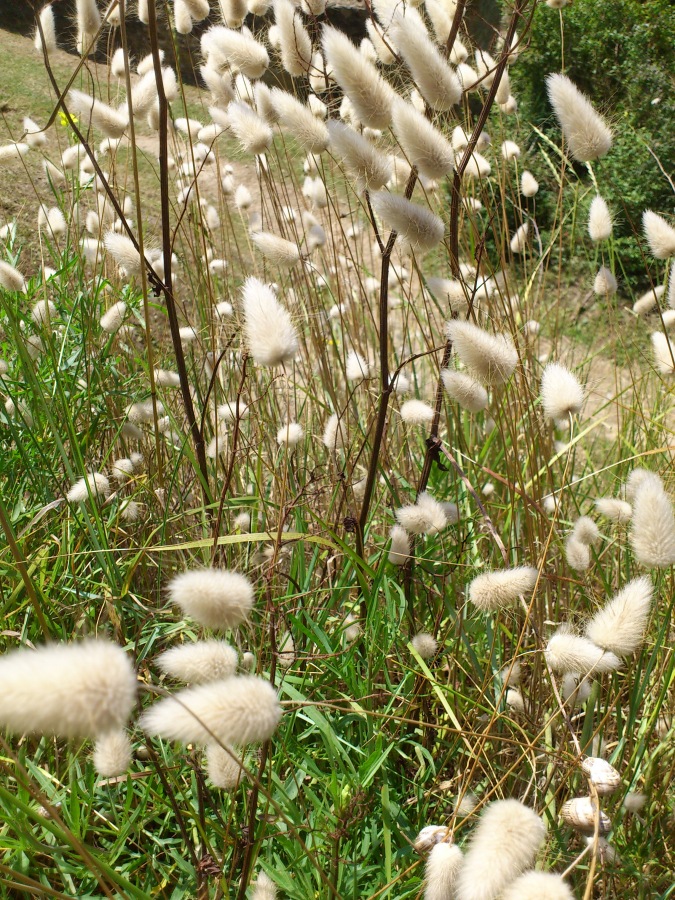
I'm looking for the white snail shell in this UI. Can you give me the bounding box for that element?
[413,825,451,854]
[561,796,612,833]
[581,757,622,795]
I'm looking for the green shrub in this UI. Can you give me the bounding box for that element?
[511,0,675,287]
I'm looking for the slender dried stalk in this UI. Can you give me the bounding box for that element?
[356,168,418,557]
[145,0,211,507]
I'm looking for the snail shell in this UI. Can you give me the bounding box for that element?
[413,825,451,854]
[581,757,621,795]
[561,796,612,833]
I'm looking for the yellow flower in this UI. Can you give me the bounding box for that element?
[58,111,78,128]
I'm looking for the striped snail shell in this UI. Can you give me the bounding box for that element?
[561,796,612,833]
[581,757,621,795]
[413,825,451,854]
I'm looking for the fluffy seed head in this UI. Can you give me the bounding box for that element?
[459,150,492,179]
[322,413,346,451]
[141,675,281,745]
[411,632,438,659]
[227,102,273,155]
[100,300,128,333]
[278,631,295,669]
[104,232,143,276]
[93,730,133,777]
[326,120,391,192]
[426,277,469,316]
[242,276,298,366]
[441,369,489,412]
[630,474,675,568]
[111,458,134,484]
[168,568,254,630]
[38,205,67,236]
[388,526,410,565]
[365,18,396,64]
[588,196,613,241]
[277,422,304,447]
[585,576,652,657]
[76,0,101,34]
[0,143,29,162]
[157,640,238,683]
[206,743,245,790]
[501,872,574,900]
[68,89,128,139]
[346,350,370,381]
[391,16,462,111]
[395,491,447,535]
[252,872,277,900]
[0,640,136,739]
[370,191,444,252]
[425,842,463,900]
[67,472,111,503]
[624,467,653,502]
[565,535,591,571]
[271,89,329,154]
[31,299,57,327]
[274,0,312,75]
[540,362,585,421]
[446,320,518,386]
[595,497,632,523]
[520,171,539,197]
[594,266,617,297]
[510,222,529,254]
[322,26,395,128]
[573,516,601,546]
[498,142,520,165]
[545,629,621,675]
[202,26,269,79]
[642,210,675,259]
[250,232,300,268]
[633,286,664,316]
[468,566,539,613]
[391,100,455,180]
[546,73,613,162]
[0,260,26,293]
[35,4,57,53]
[651,331,675,374]
[454,799,546,900]
[24,117,47,149]
[400,399,434,425]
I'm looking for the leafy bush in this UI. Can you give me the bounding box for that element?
[512,0,675,287]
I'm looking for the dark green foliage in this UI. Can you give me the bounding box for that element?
[512,0,675,286]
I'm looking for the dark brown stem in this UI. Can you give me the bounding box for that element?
[444,0,467,59]
[145,0,212,508]
[356,168,418,558]
[34,2,211,507]
[405,0,534,612]
[417,0,530,497]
